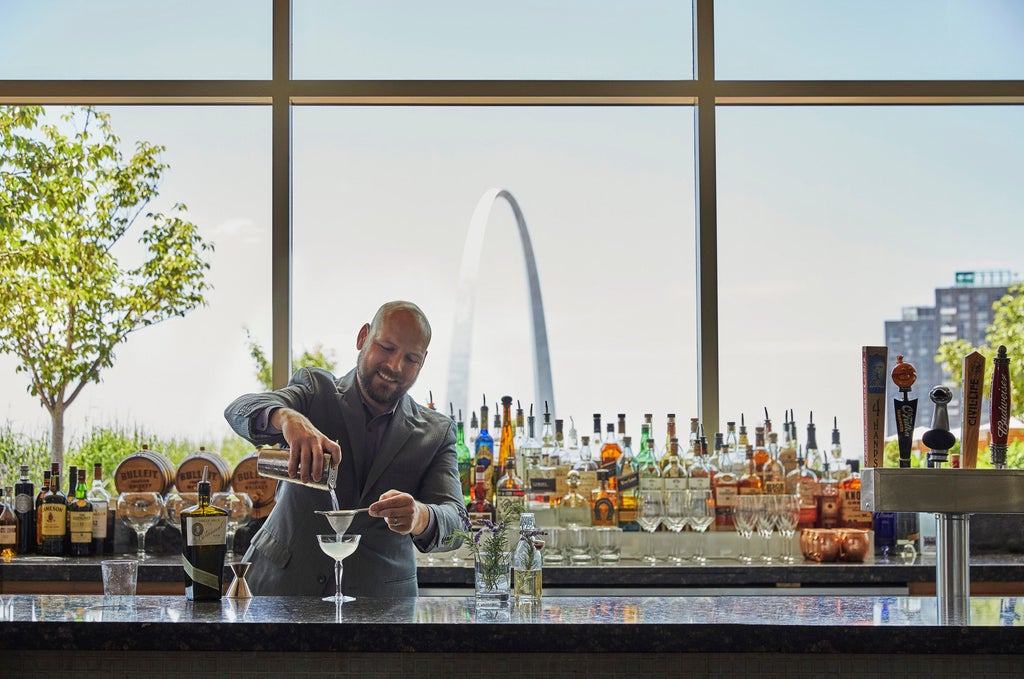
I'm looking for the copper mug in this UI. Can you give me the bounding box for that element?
[800,528,840,562]
[836,528,871,562]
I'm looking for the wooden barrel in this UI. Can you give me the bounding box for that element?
[231,452,278,520]
[113,445,175,494]
[175,447,232,493]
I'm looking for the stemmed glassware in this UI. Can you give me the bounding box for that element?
[636,490,664,563]
[662,489,688,563]
[773,494,801,563]
[734,495,760,563]
[684,489,714,563]
[212,491,253,559]
[756,496,777,562]
[163,490,198,533]
[316,534,361,603]
[116,492,165,559]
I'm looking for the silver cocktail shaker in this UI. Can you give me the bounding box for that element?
[256,447,339,491]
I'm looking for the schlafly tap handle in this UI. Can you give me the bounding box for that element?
[891,355,918,469]
[990,345,1011,469]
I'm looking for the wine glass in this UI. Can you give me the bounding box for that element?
[773,494,801,563]
[756,495,777,562]
[163,490,198,533]
[636,489,664,563]
[734,495,760,563]
[316,534,361,603]
[684,489,715,563]
[662,489,688,563]
[212,491,253,558]
[116,492,165,559]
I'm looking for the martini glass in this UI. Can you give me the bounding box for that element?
[316,534,361,603]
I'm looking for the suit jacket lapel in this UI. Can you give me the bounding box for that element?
[360,396,414,502]
[337,372,369,500]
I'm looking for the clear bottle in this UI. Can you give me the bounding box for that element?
[520,412,542,484]
[180,466,228,601]
[14,464,34,555]
[557,470,591,527]
[829,417,848,481]
[590,469,618,527]
[780,410,798,474]
[616,436,639,532]
[475,398,494,499]
[724,421,738,464]
[39,462,66,556]
[495,457,526,524]
[564,416,580,465]
[662,414,677,470]
[760,432,788,495]
[469,410,479,450]
[540,405,556,463]
[805,412,822,475]
[513,513,542,602]
[87,462,114,555]
[67,468,93,557]
[575,436,598,472]
[520,414,545,509]
[550,416,564,467]
[688,435,717,493]
[616,413,628,447]
[514,402,527,453]
[0,487,17,560]
[591,413,604,453]
[454,410,473,505]
[661,439,687,491]
[493,411,503,454]
[785,446,819,529]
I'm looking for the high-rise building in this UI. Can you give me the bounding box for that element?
[883,270,1017,435]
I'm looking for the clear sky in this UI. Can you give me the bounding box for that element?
[1,1,1023,467]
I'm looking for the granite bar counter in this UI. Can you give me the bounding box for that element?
[2,594,1023,678]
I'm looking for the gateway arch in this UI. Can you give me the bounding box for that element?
[446,188,555,420]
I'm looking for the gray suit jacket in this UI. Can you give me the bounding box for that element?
[223,367,463,598]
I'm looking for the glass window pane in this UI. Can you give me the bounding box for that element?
[717,106,1024,459]
[0,106,271,445]
[293,106,696,435]
[0,1,270,79]
[293,0,693,80]
[716,0,1024,80]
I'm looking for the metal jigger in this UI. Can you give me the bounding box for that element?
[891,355,919,468]
[922,386,956,468]
[226,562,253,599]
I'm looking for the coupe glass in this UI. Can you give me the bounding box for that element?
[684,489,715,563]
[734,495,760,563]
[116,492,165,559]
[756,495,777,562]
[773,494,801,563]
[212,491,253,558]
[163,490,198,532]
[636,489,664,563]
[662,489,688,563]
[316,534,361,603]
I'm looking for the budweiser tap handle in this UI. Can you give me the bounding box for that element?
[990,345,1011,469]
[960,351,985,469]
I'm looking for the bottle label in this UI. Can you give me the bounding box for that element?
[688,476,711,490]
[663,477,687,491]
[496,495,525,524]
[592,498,616,526]
[618,471,640,492]
[840,489,873,527]
[763,481,787,495]
[15,493,33,514]
[639,476,664,490]
[798,479,818,507]
[714,485,737,506]
[70,512,92,543]
[0,525,15,545]
[529,477,557,493]
[40,504,67,536]
[91,504,108,538]
[185,515,227,546]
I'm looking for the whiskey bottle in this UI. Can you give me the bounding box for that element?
[0,487,17,559]
[181,466,228,601]
[737,445,763,495]
[838,460,873,530]
[467,463,496,523]
[67,469,94,557]
[687,436,716,493]
[818,457,840,529]
[454,410,473,505]
[785,447,819,529]
[661,414,677,471]
[495,457,526,524]
[590,469,618,527]
[661,440,687,491]
[40,462,66,556]
[616,436,639,531]
[760,432,787,495]
[87,462,114,555]
[496,396,516,495]
[599,423,622,488]
[35,468,50,551]
[512,512,542,602]
[475,398,494,499]
[780,410,798,474]
[712,432,740,528]
[752,425,770,473]
[557,470,591,527]
[14,465,34,554]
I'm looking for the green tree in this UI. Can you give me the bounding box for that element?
[0,106,212,464]
[936,282,1024,421]
[244,327,337,390]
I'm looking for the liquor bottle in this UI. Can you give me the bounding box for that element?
[661,439,687,491]
[520,411,542,484]
[564,416,579,464]
[829,417,848,481]
[0,487,17,559]
[557,470,591,527]
[512,512,542,602]
[40,462,66,556]
[467,463,496,523]
[592,413,603,450]
[67,468,94,557]
[615,413,628,446]
[780,410,798,474]
[475,398,494,499]
[752,426,770,472]
[493,411,503,454]
[495,457,526,524]
[35,468,50,551]
[760,432,787,495]
[736,415,750,464]
[590,469,618,527]
[785,446,819,529]
[575,436,598,472]
[838,460,873,530]
[661,414,677,470]
[616,436,639,532]
[816,452,840,528]
[522,414,548,510]
[687,418,700,457]
[14,464,34,554]
[637,438,663,491]
[469,410,479,449]
[639,414,653,462]
[180,466,228,601]
[514,402,526,453]
[724,421,738,462]
[599,423,622,487]
[454,410,473,505]
[87,462,114,555]
[712,431,740,528]
[495,396,516,495]
[688,436,716,493]
[738,444,763,495]
[540,404,556,464]
[805,412,822,475]
[550,415,563,466]
[63,464,77,553]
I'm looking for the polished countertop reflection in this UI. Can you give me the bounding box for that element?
[2,594,1023,654]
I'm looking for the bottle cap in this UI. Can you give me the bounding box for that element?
[198,465,212,496]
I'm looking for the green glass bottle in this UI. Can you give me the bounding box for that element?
[180,466,228,601]
[454,408,472,505]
